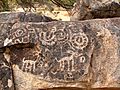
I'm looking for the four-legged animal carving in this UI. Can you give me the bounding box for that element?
[22,57,36,72]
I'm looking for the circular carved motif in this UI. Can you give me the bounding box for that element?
[15,29,24,37]
[54,29,69,41]
[18,25,90,82]
[39,27,70,45]
[71,33,88,50]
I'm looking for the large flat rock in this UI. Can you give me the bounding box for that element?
[0,17,120,89]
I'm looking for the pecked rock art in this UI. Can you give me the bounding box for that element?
[10,22,95,84]
[0,17,120,89]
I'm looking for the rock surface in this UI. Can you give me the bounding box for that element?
[0,48,14,90]
[0,12,57,23]
[70,0,120,20]
[0,15,120,89]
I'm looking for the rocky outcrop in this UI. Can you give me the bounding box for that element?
[70,0,120,20]
[0,12,57,23]
[0,16,120,89]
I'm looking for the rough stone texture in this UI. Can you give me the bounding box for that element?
[70,0,120,20]
[0,17,120,89]
[0,12,57,23]
[0,48,14,90]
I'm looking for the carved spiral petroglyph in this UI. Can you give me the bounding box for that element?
[39,27,56,45]
[39,27,70,45]
[39,26,88,48]
[12,24,90,82]
[8,26,29,45]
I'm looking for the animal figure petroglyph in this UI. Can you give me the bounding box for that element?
[58,53,75,72]
[58,50,85,72]
[22,57,36,72]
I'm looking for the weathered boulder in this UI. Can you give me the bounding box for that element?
[0,12,56,23]
[70,0,120,20]
[0,16,120,89]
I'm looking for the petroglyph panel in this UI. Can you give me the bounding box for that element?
[0,17,120,89]
[10,22,95,83]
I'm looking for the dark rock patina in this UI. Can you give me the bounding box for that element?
[0,12,57,23]
[0,13,120,89]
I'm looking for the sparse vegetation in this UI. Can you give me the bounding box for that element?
[0,0,76,12]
